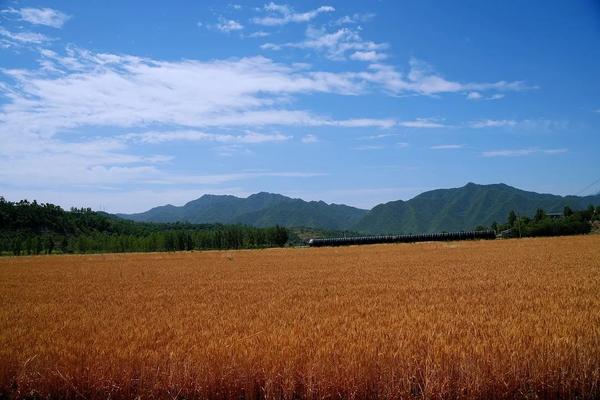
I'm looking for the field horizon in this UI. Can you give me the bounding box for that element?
[1,236,599,399]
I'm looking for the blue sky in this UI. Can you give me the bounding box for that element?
[1,0,599,212]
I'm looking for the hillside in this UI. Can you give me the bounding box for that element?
[353,183,600,234]
[119,192,368,230]
[118,183,600,234]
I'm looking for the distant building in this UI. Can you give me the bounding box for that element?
[546,212,563,219]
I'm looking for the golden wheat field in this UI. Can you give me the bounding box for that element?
[1,236,599,399]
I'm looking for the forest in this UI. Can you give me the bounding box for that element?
[491,205,599,237]
[0,198,288,255]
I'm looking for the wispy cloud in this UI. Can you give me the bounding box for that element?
[398,118,447,128]
[1,48,388,138]
[301,134,318,143]
[350,50,387,62]
[215,18,244,32]
[262,39,528,98]
[358,59,529,96]
[3,7,70,28]
[0,46,397,190]
[248,31,270,38]
[466,92,505,101]
[333,118,396,128]
[358,133,403,140]
[469,119,567,131]
[253,3,335,26]
[430,144,464,150]
[470,119,517,128]
[123,130,290,144]
[262,26,387,61]
[481,148,567,157]
[0,27,51,44]
[332,13,375,26]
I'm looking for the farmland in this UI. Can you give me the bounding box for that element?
[1,236,599,399]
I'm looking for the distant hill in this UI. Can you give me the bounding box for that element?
[353,183,600,234]
[118,192,368,230]
[118,184,600,234]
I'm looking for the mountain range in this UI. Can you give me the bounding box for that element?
[118,183,600,234]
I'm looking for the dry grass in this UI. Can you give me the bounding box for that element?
[1,236,599,399]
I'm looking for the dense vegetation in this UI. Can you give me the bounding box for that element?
[354,183,600,234]
[0,197,288,255]
[492,205,600,237]
[120,183,600,234]
[120,191,367,230]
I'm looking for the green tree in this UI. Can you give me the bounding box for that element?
[534,208,546,223]
[508,210,517,227]
[45,236,55,254]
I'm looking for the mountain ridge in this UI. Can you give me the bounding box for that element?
[117,183,600,234]
[118,191,368,230]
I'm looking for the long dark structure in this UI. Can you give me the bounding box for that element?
[307,230,496,247]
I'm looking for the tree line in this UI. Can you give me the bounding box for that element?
[0,198,288,256]
[488,205,600,237]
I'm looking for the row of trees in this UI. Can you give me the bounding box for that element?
[0,197,289,256]
[490,205,600,238]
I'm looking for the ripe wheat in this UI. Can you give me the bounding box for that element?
[1,236,599,399]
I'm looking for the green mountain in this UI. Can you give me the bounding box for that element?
[118,184,600,234]
[353,182,600,234]
[118,192,368,230]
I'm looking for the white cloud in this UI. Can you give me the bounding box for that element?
[0,47,399,192]
[4,7,70,28]
[1,49,380,139]
[398,118,447,128]
[470,119,517,128]
[358,133,402,140]
[481,148,567,157]
[467,91,482,100]
[396,142,409,148]
[542,148,568,155]
[301,134,318,143]
[0,27,50,44]
[263,26,388,61]
[123,130,290,144]
[248,31,270,38]
[430,144,464,150]
[358,59,529,96]
[253,3,335,26]
[350,50,387,62]
[216,18,244,32]
[332,118,396,128]
[332,13,375,26]
[469,119,567,132]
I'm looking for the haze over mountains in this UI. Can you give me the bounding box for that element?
[118,183,600,234]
